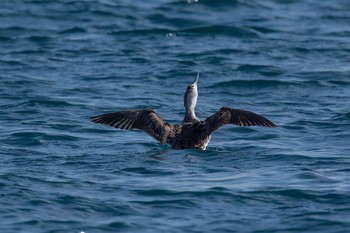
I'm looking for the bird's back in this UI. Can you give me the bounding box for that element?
[167,121,211,150]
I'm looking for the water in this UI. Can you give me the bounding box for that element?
[1,0,350,232]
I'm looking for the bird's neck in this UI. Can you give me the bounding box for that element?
[183,106,199,123]
[183,85,199,123]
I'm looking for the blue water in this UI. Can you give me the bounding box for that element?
[1,0,350,232]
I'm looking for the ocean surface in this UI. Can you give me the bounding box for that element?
[1,0,350,232]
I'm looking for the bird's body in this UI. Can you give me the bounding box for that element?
[167,121,211,150]
[91,73,276,150]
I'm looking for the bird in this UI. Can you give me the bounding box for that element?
[91,73,276,150]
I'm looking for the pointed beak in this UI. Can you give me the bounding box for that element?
[193,72,199,85]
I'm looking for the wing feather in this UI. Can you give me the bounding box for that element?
[205,106,276,133]
[91,109,172,143]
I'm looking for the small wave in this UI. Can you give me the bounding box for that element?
[293,119,342,129]
[0,26,27,32]
[295,71,349,81]
[6,131,79,147]
[0,36,14,41]
[110,28,172,36]
[6,132,43,146]
[211,79,293,89]
[196,0,261,9]
[330,112,350,126]
[295,171,336,183]
[121,166,175,176]
[182,25,260,38]
[248,26,279,34]
[324,31,350,37]
[58,27,87,34]
[264,189,350,204]
[20,97,75,108]
[0,59,28,67]
[132,188,237,199]
[328,80,350,85]
[90,10,119,17]
[28,35,52,43]
[211,78,327,89]
[236,64,285,77]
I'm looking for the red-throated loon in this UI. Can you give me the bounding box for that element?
[91,73,276,150]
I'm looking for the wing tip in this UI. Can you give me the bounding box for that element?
[90,115,102,123]
[269,122,277,127]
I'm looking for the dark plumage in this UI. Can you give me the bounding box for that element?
[91,74,276,150]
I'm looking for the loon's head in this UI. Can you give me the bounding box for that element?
[184,72,199,110]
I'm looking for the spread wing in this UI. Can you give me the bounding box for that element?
[91,109,172,143]
[205,107,276,133]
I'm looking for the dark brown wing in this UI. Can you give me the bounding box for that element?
[205,106,276,133]
[91,109,172,143]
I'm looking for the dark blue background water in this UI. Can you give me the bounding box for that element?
[1,0,350,232]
